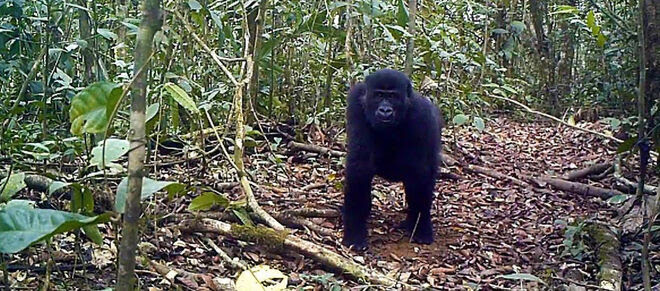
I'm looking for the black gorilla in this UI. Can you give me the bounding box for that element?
[342,69,443,250]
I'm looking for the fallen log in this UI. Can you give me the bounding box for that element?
[180,218,402,288]
[531,176,625,199]
[585,223,622,291]
[563,163,611,181]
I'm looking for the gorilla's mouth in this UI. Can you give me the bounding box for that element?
[377,114,395,123]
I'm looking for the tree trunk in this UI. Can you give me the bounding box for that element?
[115,0,161,289]
[404,0,417,76]
[345,0,355,85]
[78,0,95,83]
[557,0,575,99]
[638,0,658,289]
[246,1,267,121]
[529,0,559,114]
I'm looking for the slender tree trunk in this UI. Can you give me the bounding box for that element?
[246,0,268,121]
[557,0,575,99]
[529,0,559,114]
[404,0,417,76]
[115,0,129,60]
[638,0,658,289]
[78,0,95,83]
[345,0,355,85]
[115,0,161,290]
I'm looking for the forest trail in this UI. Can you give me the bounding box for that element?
[209,116,616,288]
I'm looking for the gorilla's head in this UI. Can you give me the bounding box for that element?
[362,69,413,129]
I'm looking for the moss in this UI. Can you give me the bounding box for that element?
[585,224,621,287]
[231,223,289,250]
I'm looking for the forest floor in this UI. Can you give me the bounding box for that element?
[7,115,657,290]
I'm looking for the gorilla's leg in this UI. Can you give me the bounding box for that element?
[342,169,374,250]
[403,173,434,244]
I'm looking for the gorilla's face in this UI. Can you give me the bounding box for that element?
[363,69,412,129]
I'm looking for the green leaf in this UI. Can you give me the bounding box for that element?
[69,82,122,135]
[0,200,110,254]
[82,224,104,245]
[209,10,224,30]
[164,83,199,115]
[510,21,525,34]
[452,114,469,126]
[603,118,621,131]
[188,0,202,11]
[596,33,606,47]
[616,137,636,154]
[607,194,629,204]
[236,265,288,291]
[497,273,546,284]
[473,117,485,132]
[146,103,160,123]
[0,173,26,202]
[48,181,71,195]
[232,208,254,226]
[551,5,578,15]
[115,177,185,213]
[500,85,518,94]
[90,139,130,170]
[97,28,117,40]
[586,10,595,29]
[396,0,409,27]
[188,192,229,211]
[492,28,509,34]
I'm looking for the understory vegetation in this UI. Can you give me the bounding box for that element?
[0,0,658,289]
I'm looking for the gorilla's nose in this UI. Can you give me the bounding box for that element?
[376,107,393,119]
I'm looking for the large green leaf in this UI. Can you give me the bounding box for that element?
[114,177,185,213]
[90,138,130,170]
[0,200,110,254]
[452,114,469,126]
[473,117,485,132]
[164,83,199,115]
[0,173,26,202]
[188,192,229,211]
[69,82,122,135]
[396,0,409,27]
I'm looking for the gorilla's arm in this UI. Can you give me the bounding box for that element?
[342,83,375,250]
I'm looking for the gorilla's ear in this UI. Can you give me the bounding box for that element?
[359,92,367,106]
[407,82,414,98]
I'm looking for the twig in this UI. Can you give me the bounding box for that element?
[202,237,247,270]
[281,208,340,218]
[484,92,623,143]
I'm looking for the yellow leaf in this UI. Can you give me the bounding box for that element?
[236,265,288,291]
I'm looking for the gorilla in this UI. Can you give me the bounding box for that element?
[342,69,443,251]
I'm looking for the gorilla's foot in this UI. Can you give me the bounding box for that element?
[400,218,434,244]
[341,235,368,251]
[411,230,434,245]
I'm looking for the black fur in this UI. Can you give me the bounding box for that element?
[342,69,443,251]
